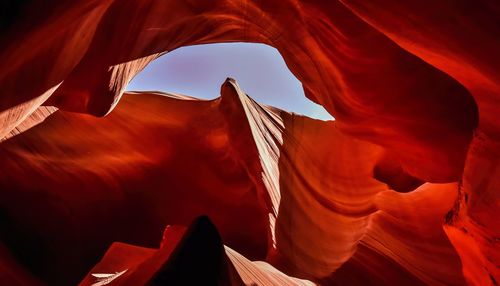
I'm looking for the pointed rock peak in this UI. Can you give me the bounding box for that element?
[219,77,249,116]
[225,77,236,84]
[150,216,230,286]
[220,77,245,101]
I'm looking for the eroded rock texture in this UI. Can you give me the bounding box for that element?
[0,1,498,285]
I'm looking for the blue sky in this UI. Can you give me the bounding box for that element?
[127,43,333,120]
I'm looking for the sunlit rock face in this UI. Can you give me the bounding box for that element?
[0,1,498,285]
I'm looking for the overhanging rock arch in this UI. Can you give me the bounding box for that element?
[2,0,477,182]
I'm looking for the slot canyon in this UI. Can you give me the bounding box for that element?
[0,1,499,285]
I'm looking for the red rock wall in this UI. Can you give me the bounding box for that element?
[0,1,498,285]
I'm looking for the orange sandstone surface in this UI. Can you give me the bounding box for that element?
[0,1,499,285]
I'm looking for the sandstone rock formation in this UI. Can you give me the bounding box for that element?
[0,1,499,285]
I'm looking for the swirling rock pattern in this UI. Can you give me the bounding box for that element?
[0,1,498,285]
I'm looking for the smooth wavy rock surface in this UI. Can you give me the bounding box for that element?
[1,1,499,285]
[0,82,465,285]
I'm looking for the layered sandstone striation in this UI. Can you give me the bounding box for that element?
[0,1,499,285]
